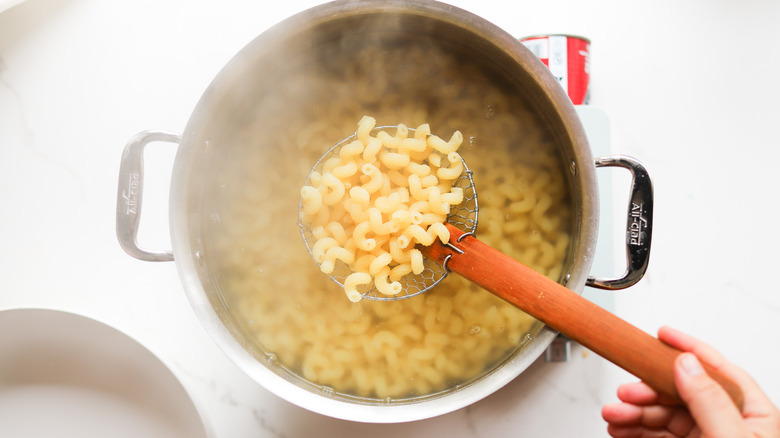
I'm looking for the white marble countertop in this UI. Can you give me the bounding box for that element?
[1,1,778,437]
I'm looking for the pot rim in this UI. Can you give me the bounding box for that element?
[169,0,597,423]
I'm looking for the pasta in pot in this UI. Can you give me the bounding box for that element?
[201,37,573,401]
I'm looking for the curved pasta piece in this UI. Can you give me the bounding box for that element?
[311,237,338,263]
[379,151,411,170]
[300,186,323,217]
[339,139,365,159]
[352,221,376,251]
[402,224,435,246]
[426,222,450,245]
[360,163,383,194]
[368,251,393,276]
[437,152,464,181]
[356,115,376,144]
[331,160,359,179]
[343,272,372,302]
[410,248,424,275]
[321,173,346,205]
[362,137,382,163]
[389,263,413,282]
[374,268,402,296]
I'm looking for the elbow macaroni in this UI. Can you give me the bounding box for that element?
[300,116,466,301]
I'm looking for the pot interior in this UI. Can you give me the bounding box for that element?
[174,1,593,411]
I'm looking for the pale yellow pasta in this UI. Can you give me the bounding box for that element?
[325,221,348,245]
[300,186,323,216]
[349,186,371,208]
[345,199,370,223]
[389,237,412,263]
[375,192,404,214]
[368,207,399,235]
[209,40,573,402]
[299,116,466,300]
[402,224,435,246]
[419,174,439,188]
[360,163,383,194]
[379,151,411,170]
[353,222,376,251]
[419,212,447,227]
[389,263,413,282]
[440,187,464,206]
[409,210,424,225]
[413,123,430,139]
[363,138,382,163]
[426,186,449,216]
[321,173,345,205]
[409,200,431,216]
[374,267,402,296]
[353,254,375,273]
[331,160,359,179]
[356,114,376,143]
[368,251,393,276]
[311,237,338,263]
[343,272,372,303]
[311,225,327,241]
[321,246,355,274]
[447,131,464,149]
[390,210,413,229]
[376,131,401,148]
[428,134,458,154]
[407,162,431,177]
[407,174,427,201]
[426,222,450,245]
[377,174,392,196]
[307,170,323,187]
[509,192,536,213]
[410,248,424,275]
[397,138,427,153]
[437,152,464,181]
[321,157,343,174]
[387,169,409,188]
[427,152,442,167]
[340,139,365,159]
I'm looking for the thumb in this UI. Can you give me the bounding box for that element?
[675,352,744,436]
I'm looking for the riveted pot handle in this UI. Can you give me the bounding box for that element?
[116,130,180,262]
[587,155,653,290]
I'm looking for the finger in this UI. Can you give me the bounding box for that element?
[617,382,659,405]
[606,424,678,438]
[674,353,744,436]
[602,402,696,434]
[602,403,643,425]
[658,326,726,366]
[617,382,679,406]
[660,326,773,415]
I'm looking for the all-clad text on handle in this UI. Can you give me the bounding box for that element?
[116,131,180,262]
[587,155,653,290]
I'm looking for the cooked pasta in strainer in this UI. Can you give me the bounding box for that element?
[299,115,466,302]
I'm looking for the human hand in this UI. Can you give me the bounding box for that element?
[601,326,780,437]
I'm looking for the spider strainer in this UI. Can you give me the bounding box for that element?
[298,126,479,301]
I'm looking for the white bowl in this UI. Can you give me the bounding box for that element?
[0,308,211,438]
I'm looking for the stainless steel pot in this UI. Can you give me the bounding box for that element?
[116,0,652,423]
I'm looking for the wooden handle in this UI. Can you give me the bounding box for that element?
[422,224,744,409]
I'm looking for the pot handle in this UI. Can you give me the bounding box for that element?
[116,130,180,262]
[586,155,653,290]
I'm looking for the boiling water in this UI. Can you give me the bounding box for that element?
[198,33,573,402]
